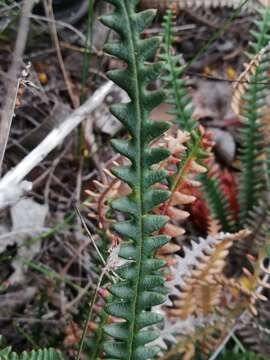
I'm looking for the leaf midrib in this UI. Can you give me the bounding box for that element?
[122,2,145,359]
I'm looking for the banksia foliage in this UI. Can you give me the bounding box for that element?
[85,169,127,233]
[231,44,270,117]
[100,1,173,358]
[239,252,270,314]
[84,3,270,359]
[199,159,234,233]
[219,351,268,360]
[242,199,270,251]
[140,0,255,11]
[198,322,231,357]
[157,129,208,240]
[239,301,270,358]
[167,230,249,320]
[160,7,234,235]
[160,7,196,132]
[236,5,270,226]
[4,1,270,359]
[0,337,61,360]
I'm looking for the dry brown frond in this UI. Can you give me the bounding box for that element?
[168,230,250,320]
[231,44,269,116]
[140,0,255,11]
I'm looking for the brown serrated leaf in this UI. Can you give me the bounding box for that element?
[231,44,270,116]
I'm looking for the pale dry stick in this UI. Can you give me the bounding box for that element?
[9,138,73,199]
[0,0,35,175]
[0,81,114,208]
[43,0,79,108]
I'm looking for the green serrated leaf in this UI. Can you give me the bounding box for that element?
[100,1,171,358]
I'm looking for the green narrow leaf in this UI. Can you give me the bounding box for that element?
[100,1,171,358]
[238,6,270,226]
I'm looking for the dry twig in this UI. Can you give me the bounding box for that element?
[0,0,35,175]
[43,0,79,108]
[0,81,114,208]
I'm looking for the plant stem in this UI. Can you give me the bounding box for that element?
[80,0,94,103]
